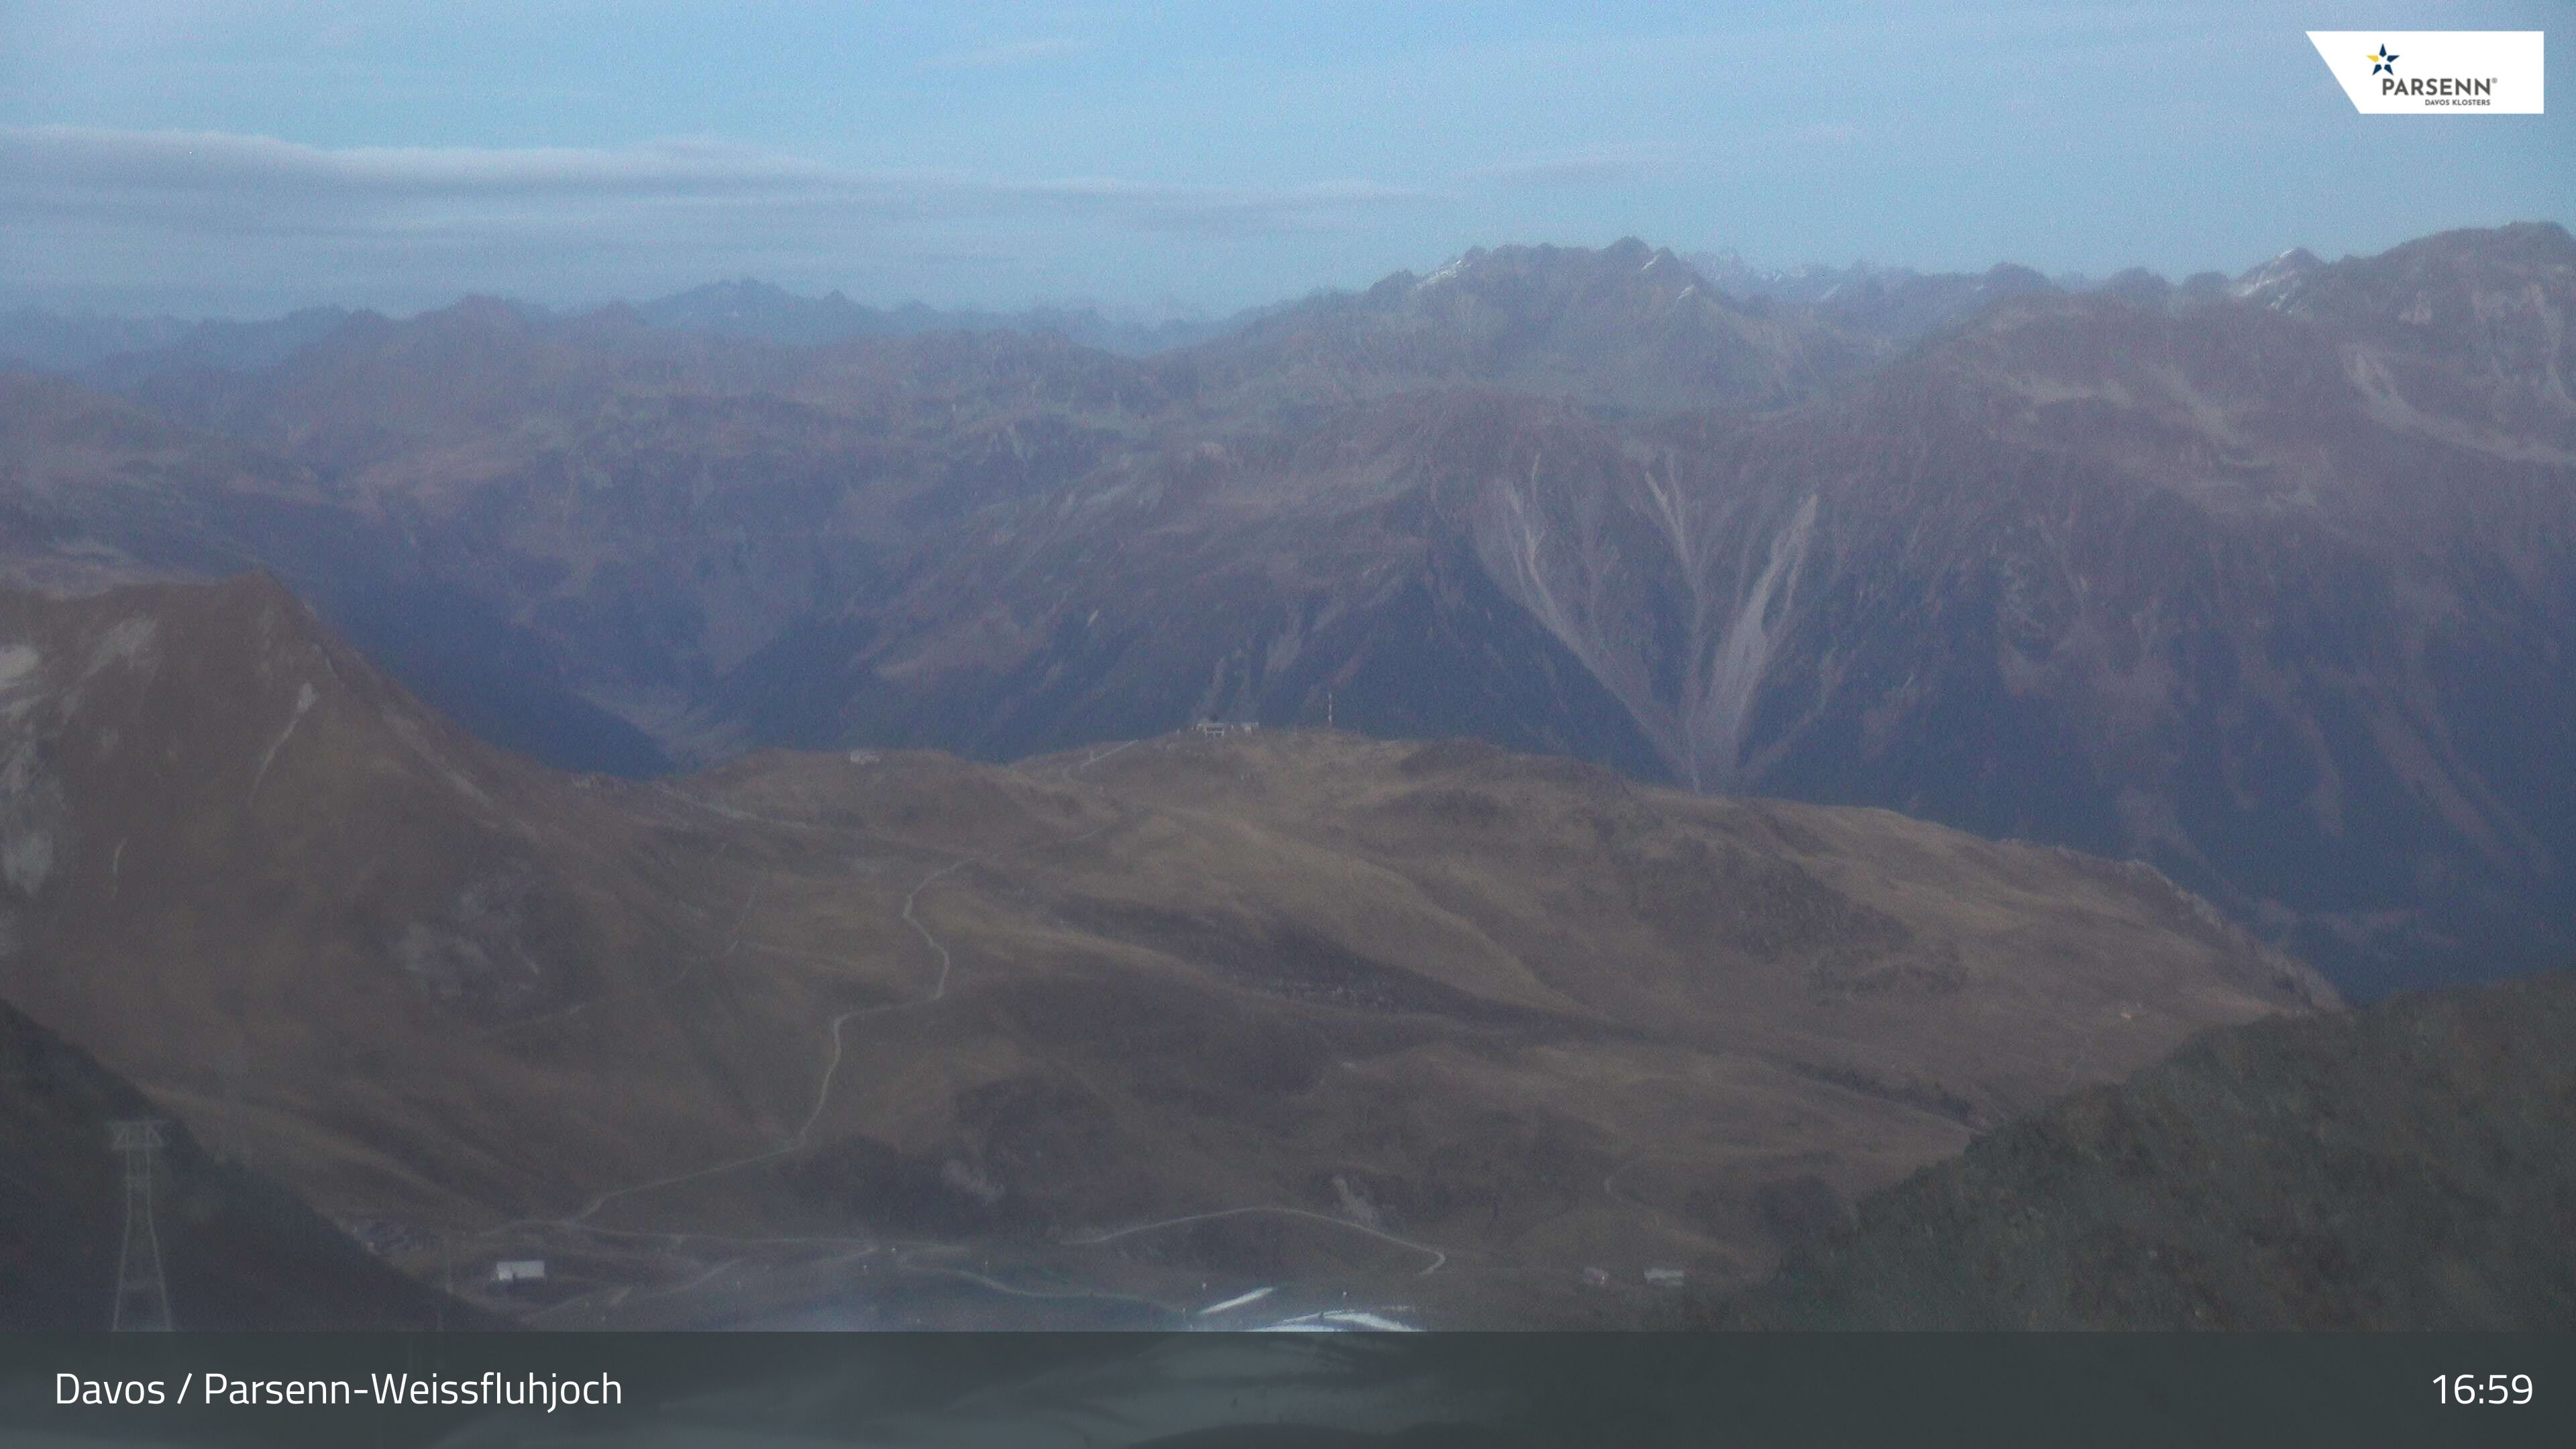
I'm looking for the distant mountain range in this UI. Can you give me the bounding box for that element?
[1,305,358,377]
[1,223,2569,1000]
[0,239,2202,374]
[627,278,1263,355]
[0,284,1259,377]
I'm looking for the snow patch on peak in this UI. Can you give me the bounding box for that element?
[2233,248,2324,307]
[83,618,158,680]
[0,738,66,899]
[1415,257,1470,290]
[0,645,42,725]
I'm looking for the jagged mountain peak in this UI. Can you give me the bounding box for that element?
[1189,237,1880,416]
[2270,221,2575,318]
[2233,223,2573,315]
[2232,246,2326,305]
[2249,221,2576,449]
[1407,237,1705,299]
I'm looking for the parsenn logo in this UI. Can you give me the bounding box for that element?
[2306,31,2543,113]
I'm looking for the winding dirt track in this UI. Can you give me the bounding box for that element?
[472,740,1452,1320]
[480,857,969,1236]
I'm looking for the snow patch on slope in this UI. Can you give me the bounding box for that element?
[0,643,66,906]
[83,617,158,680]
[248,681,319,804]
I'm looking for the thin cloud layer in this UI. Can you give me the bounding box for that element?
[0,126,1438,311]
[1,125,1431,227]
[4,5,2565,319]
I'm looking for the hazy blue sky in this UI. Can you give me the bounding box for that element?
[2,0,2567,316]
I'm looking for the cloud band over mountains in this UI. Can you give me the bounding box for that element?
[0,126,1438,312]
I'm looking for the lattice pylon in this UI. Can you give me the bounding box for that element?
[107,1120,174,1332]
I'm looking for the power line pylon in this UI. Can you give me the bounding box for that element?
[107,1120,174,1332]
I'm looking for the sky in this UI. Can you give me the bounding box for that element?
[1,0,2568,318]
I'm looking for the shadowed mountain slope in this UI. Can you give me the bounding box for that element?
[1717,966,2576,1330]
[1630,226,2576,994]
[0,995,479,1329]
[0,574,2328,1326]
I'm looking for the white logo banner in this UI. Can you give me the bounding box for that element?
[2307,31,2543,113]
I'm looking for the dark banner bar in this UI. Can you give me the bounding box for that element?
[3,1332,2570,1447]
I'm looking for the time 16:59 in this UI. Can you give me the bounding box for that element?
[2437,1374,2534,1406]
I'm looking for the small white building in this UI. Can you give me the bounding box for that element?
[1644,1267,1686,1289]
[491,1259,547,1284]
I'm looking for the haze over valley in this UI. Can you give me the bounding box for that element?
[6,223,2570,1001]
[0,212,2569,1328]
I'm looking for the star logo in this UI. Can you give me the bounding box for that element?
[2368,44,2400,75]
